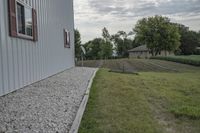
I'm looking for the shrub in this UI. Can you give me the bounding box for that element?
[150,56,200,66]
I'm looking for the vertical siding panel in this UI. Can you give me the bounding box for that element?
[40,0,42,79]
[16,40,20,88]
[38,0,44,78]
[30,42,33,83]
[34,0,39,82]
[0,29,2,95]
[39,0,43,80]
[19,40,24,87]
[46,0,50,76]
[41,0,45,79]
[27,42,30,84]
[35,0,42,80]
[44,0,48,77]
[0,48,3,95]
[1,35,9,95]
[47,0,49,76]
[34,0,38,81]
[34,46,37,82]
[20,41,25,87]
[0,0,75,96]
[26,43,30,85]
[11,42,16,91]
[43,0,48,77]
[32,44,35,82]
[22,42,26,86]
[1,0,9,94]
[0,1,3,94]
[37,0,40,81]
[12,39,19,90]
[27,43,30,84]
[6,33,14,93]
[4,0,14,93]
[24,42,28,85]
[29,42,33,84]
[35,44,38,81]
[26,44,30,85]
[33,39,36,82]
[39,0,42,79]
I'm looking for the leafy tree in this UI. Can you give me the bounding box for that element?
[100,41,113,59]
[174,24,200,55]
[102,27,111,42]
[198,31,200,47]
[74,29,82,59]
[83,28,113,60]
[111,31,133,57]
[84,38,104,60]
[134,15,181,56]
[101,27,113,59]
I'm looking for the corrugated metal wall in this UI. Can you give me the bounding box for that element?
[0,0,75,96]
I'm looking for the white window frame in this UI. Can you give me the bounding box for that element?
[15,0,33,39]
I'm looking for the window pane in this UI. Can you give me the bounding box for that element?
[25,8,32,36]
[67,32,70,45]
[17,3,25,34]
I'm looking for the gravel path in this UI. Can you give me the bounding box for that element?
[0,67,97,133]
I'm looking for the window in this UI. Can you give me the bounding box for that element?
[16,2,33,37]
[8,0,38,41]
[17,3,25,34]
[64,29,70,48]
[25,7,33,36]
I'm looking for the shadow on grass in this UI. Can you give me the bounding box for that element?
[108,69,140,75]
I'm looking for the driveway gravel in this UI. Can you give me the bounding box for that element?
[0,67,97,133]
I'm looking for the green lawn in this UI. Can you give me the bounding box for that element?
[79,60,200,133]
[77,58,199,72]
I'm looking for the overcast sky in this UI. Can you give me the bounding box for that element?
[74,0,200,43]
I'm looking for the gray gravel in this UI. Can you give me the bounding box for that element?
[0,67,97,133]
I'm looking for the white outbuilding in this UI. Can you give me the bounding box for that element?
[0,0,75,96]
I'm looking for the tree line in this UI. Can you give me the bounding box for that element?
[75,15,200,60]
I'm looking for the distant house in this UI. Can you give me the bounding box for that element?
[0,0,74,96]
[196,47,200,54]
[128,45,174,58]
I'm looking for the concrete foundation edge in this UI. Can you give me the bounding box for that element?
[69,68,99,133]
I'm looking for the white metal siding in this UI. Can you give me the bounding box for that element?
[0,0,75,96]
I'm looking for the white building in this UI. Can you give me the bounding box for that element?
[0,0,75,96]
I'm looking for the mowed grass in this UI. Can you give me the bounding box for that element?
[77,58,199,72]
[79,60,200,133]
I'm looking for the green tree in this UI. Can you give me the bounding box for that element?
[134,15,181,56]
[198,31,200,47]
[102,27,111,42]
[101,27,113,59]
[100,41,113,59]
[111,31,133,57]
[174,24,200,55]
[74,29,82,59]
[84,38,104,60]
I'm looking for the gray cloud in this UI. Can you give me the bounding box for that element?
[74,0,200,42]
[89,0,200,18]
